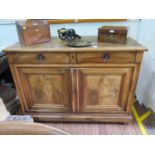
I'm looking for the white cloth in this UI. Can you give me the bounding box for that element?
[0,98,10,121]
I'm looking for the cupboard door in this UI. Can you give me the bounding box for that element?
[16,67,71,113]
[77,67,133,113]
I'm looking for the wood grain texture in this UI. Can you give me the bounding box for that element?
[47,19,127,24]
[0,122,70,135]
[98,26,128,44]
[8,52,69,64]
[135,52,144,63]
[77,67,133,113]
[29,112,132,123]
[45,116,140,135]
[17,67,72,113]
[16,20,51,46]
[3,37,147,53]
[77,52,136,63]
[4,36,147,123]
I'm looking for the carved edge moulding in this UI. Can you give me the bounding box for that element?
[48,19,127,24]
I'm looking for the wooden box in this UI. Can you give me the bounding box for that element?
[16,20,51,46]
[98,26,128,44]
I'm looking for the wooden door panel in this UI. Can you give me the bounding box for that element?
[77,68,133,113]
[17,67,71,113]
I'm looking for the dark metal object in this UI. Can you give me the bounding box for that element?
[102,53,110,61]
[58,28,81,41]
[37,54,45,61]
[67,40,92,47]
[58,28,92,47]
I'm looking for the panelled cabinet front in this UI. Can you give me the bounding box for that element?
[13,65,135,115]
[15,67,72,113]
[12,63,137,123]
[5,37,146,123]
[77,67,134,114]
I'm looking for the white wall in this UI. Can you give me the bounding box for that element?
[50,20,140,38]
[0,19,140,52]
[0,22,18,51]
[136,19,155,111]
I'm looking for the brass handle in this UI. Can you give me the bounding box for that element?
[102,53,110,61]
[37,54,45,62]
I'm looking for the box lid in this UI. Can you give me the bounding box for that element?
[99,26,128,34]
[16,20,48,28]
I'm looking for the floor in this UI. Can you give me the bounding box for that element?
[45,102,155,135]
[134,101,155,135]
[45,115,141,135]
[16,101,155,135]
[143,114,155,134]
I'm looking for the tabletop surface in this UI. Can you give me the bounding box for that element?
[3,36,148,53]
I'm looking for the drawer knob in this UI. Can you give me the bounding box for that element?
[37,54,45,62]
[102,53,110,61]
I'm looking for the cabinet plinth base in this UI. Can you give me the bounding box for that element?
[27,113,132,123]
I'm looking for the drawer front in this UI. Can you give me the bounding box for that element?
[11,53,69,64]
[77,52,136,63]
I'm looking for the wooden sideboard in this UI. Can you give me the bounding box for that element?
[3,36,147,123]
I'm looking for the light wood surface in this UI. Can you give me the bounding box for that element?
[0,122,70,135]
[3,36,147,53]
[45,117,141,135]
[77,67,133,113]
[17,67,72,113]
[9,52,69,64]
[3,36,147,123]
[77,52,136,63]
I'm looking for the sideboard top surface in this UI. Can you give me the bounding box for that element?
[3,36,148,53]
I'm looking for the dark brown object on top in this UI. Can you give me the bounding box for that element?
[98,26,128,44]
[16,20,51,46]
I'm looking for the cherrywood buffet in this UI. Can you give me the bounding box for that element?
[3,36,147,123]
